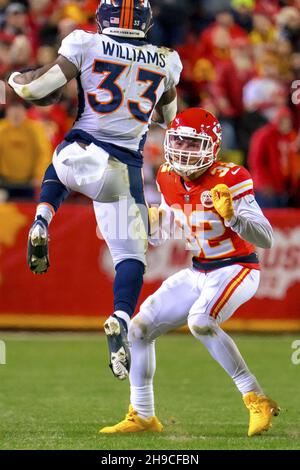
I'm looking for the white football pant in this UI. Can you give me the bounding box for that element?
[53,142,148,267]
[129,264,264,418]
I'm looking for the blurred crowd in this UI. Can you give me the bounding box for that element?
[0,0,300,207]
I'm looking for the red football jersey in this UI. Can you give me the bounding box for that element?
[157,161,259,269]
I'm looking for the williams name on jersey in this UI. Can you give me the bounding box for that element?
[58,30,182,163]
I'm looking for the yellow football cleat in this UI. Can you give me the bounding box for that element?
[99,405,163,434]
[243,392,280,437]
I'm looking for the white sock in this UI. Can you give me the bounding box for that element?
[129,331,156,418]
[191,323,264,396]
[130,385,155,419]
[35,203,54,226]
[114,310,130,330]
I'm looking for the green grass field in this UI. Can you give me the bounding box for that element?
[0,332,299,450]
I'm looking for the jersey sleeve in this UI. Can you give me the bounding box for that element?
[226,166,255,201]
[156,163,171,195]
[156,165,173,212]
[226,194,274,249]
[165,50,183,90]
[58,30,87,71]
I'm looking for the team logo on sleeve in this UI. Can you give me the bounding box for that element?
[201,190,214,208]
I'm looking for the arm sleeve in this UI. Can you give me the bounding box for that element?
[165,51,183,91]
[58,30,85,71]
[225,194,274,249]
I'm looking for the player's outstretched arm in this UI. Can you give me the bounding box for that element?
[211,183,274,249]
[152,86,177,128]
[7,55,78,105]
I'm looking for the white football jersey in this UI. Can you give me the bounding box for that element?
[59,30,182,155]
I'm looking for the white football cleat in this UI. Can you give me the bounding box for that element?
[27,216,49,274]
[104,316,131,381]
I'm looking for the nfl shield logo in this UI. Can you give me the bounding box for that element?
[184,194,190,202]
[201,190,214,208]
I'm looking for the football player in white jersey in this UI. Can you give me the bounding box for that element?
[99,108,280,437]
[8,0,182,380]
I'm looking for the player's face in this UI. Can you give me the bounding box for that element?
[171,135,199,151]
[169,134,213,166]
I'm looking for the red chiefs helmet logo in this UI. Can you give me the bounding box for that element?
[212,123,222,142]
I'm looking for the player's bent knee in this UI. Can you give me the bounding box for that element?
[188,316,217,337]
[112,253,147,269]
[129,316,149,342]
[129,294,161,342]
[105,237,147,268]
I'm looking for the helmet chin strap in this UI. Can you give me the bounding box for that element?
[186,167,210,180]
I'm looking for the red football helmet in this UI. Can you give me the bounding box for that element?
[164,108,222,176]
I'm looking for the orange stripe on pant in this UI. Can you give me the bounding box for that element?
[210,267,251,319]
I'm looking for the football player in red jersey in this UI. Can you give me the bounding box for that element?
[99,108,280,437]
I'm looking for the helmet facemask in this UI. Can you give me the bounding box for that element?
[164,127,218,177]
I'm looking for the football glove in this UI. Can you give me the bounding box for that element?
[148,206,163,236]
[211,184,234,221]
